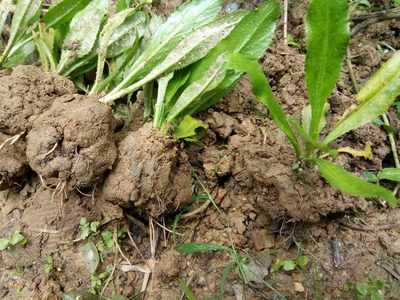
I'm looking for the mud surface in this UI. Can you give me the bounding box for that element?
[26,95,118,188]
[102,123,192,217]
[1,1,400,299]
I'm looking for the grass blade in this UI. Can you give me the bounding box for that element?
[43,0,91,28]
[177,243,229,254]
[227,53,301,157]
[323,51,400,145]
[315,159,398,208]
[305,0,350,141]
[378,168,400,182]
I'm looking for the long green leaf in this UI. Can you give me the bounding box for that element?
[305,0,349,141]
[227,53,301,156]
[378,168,400,182]
[315,159,397,208]
[43,0,92,28]
[0,0,40,64]
[166,55,227,123]
[323,51,400,144]
[58,0,109,72]
[101,12,245,103]
[111,0,223,93]
[184,0,281,113]
[177,243,229,254]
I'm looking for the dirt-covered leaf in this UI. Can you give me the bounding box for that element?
[102,11,244,103]
[305,0,350,141]
[177,243,229,254]
[43,0,92,28]
[3,38,36,68]
[167,55,227,122]
[9,231,26,246]
[59,0,109,72]
[107,11,146,58]
[378,168,400,182]
[114,0,223,90]
[323,51,400,144]
[315,159,398,207]
[227,53,301,156]
[154,73,174,128]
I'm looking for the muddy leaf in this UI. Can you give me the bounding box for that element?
[154,73,174,128]
[167,55,227,122]
[315,159,398,207]
[114,0,223,90]
[378,168,400,182]
[174,116,208,140]
[103,11,244,103]
[227,53,301,157]
[107,11,146,58]
[3,39,36,68]
[43,0,92,28]
[59,0,109,71]
[305,0,350,141]
[81,242,100,274]
[177,243,229,254]
[324,51,400,144]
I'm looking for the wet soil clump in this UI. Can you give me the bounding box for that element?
[26,95,118,188]
[102,123,192,217]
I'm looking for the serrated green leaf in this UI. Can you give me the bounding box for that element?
[174,115,208,140]
[43,0,92,28]
[167,54,227,123]
[305,0,350,141]
[58,0,109,72]
[227,53,301,156]
[177,243,229,254]
[378,168,400,182]
[315,159,398,207]
[113,0,223,91]
[324,51,400,144]
[102,11,245,103]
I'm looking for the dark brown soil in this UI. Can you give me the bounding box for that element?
[102,122,192,217]
[26,95,118,188]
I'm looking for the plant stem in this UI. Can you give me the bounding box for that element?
[382,113,400,169]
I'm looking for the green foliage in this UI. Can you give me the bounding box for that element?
[345,279,386,300]
[0,231,28,251]
[305,0,350,141]
[273,255,309,272]
[226,1,400,207]
[79,218,100,240]
[377,168,400,182]
[179,280,198,300]
[43,0,92,28]
[44,256,54,274]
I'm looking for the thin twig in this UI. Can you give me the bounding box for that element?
[283,0,289,45]
[351,7,400,36]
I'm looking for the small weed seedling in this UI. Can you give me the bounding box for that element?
[344,279,386,300]
[272,255,309,272]
[79,217,100,240]
[0,230,27,251]
[228,0,400,207]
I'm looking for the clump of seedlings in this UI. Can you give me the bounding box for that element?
[228,0,400,207]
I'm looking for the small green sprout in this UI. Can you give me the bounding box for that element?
[0,230,28,251]
[344,279,386,300]
[44,256,54,275]
[79,218,100,240]
[272,255,309,272]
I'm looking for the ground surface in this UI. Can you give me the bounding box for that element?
[1,1,400,299]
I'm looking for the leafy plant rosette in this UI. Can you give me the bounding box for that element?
[227,0,400,207]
